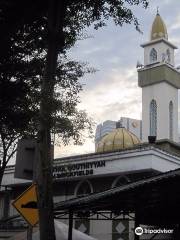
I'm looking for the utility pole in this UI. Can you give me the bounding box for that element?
[35,1,67,240]
[27,226,32,240]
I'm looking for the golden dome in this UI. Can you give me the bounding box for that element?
[96,128,141,153]
[151,13,168,40]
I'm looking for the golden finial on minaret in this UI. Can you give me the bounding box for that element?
[150,9,168,40]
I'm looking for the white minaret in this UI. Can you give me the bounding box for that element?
[138,12,180,142]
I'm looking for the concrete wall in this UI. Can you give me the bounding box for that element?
[142,82,178,142]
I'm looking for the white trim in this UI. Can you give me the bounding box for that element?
[54,147,180,166]
[138,62,180,74]
[3,146,180,186]
[141,38,177,49]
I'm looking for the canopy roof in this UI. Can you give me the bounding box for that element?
[55,168,180,226]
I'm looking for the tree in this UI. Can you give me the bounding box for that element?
[0,0,149,239]
[0,0,97,186]
[0,53,94,178]
[0,0,149,171]
[0,79,37,184]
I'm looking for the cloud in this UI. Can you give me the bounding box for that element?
[170,15,180,31]
[55,0,180,158]
[54,138,95,158]
[55,67,142,158]
[101,99,141,121]
[78,67,141,123]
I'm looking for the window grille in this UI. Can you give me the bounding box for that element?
[150,48,157,63]
[166,49,170,62]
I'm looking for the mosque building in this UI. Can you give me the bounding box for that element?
[1,11,180,240]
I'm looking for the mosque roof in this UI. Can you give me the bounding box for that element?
[151,12,168,41]
[96,127,141,153]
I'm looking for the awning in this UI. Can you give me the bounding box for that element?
[54,168,180,226]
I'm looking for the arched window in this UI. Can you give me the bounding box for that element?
[169,101,173,140]
[75,181,92,235]
[150,99,157,136]
[112,175,131,188]
[112,176,130,240]
[75,180,93,197]
[150,48,157,63]
[166,49,171,62]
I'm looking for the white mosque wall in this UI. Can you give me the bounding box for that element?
[142,82,178,142]
[79,216,134,240]
[90,220,112,240]
[53,149,180,181]
[151,154,180,172]
[3,148,180,188]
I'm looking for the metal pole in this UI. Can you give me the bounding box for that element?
[134,212,140,240]
[3,187,10,219]
[68,211,73,240]
[27,225,33,240]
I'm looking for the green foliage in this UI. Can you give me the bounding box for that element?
[0,0,149,171]
[66,0,149,31]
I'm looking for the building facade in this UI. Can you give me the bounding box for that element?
[138,12,180,142]
[1,11,180,240]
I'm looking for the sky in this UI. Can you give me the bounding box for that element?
[54,0,180,158]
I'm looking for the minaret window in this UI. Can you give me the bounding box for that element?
[166,49,170,62]
[169,101,173,140]
[150,99,157,136]
[150,48,157,63]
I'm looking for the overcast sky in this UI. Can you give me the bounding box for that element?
[55,0,180,158]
